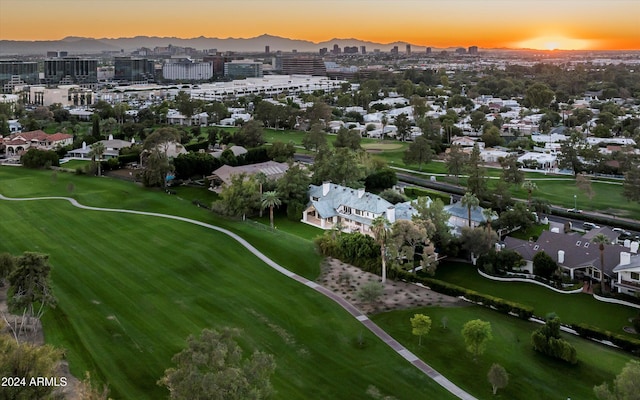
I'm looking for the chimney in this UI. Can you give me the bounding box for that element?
[322,181,331,196]
[386,206,396,224]
[630,242,639,254]
[108,134,113,140]
[620,252,631,266]
[557,250,565,264]
[82,141,86,150]
[358,188,365,198]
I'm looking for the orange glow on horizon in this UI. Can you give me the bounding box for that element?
[1,0,638,51]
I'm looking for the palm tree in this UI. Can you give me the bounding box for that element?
[482,208,498,245]
[522,180,537,209]
[592,233,610,293]
[460,192,479,228]
[371,216,390,283]
[260,191,281,229]
[88,142,106,176]
[380,113,388,141]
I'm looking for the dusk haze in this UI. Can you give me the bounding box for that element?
[1,0,639,50]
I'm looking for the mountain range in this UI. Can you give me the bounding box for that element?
[0,34,440,56]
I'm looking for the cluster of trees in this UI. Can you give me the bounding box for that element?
[20,148,60,169]
[158,327,276,400]
[531,314,577,364]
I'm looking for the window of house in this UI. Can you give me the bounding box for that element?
[312,196,319,201]
[631,272,640,281]
[354,210,362,216]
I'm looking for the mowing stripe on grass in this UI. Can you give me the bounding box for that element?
[0,193,476,400]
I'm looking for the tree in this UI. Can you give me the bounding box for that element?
[216,173,261,220]
[20,148,59,169]
[531,314,577,364]
[394,113,411,141]
[461,319,492,360]
[0,333,64,399]
[522,180,537,208]
[487,364,509,395]
[312,147,365,187]
[261,191,282,229]
[410,314,432,345]
[622,163,640,202]
[470,110,486,132]
[460,227,497,262]
[142,127,181,187]
[445,144,467,184]
[302,123,327,153]
[88,142,106,176]
[357,280,384,304]
[532,251,558,280]
[412,197,452,251]
[275,164,311,220]
[371,216,390,283]
[594,360,640,400]
[465,144,487,198]
[234,120,265,148]
[592,233,610,292]
[557,132,585,175]
[267,141,295,162]
[305,101,332,126]
[334,127,361,150]
[0,252,15,285]
[500,154,524,187]
[403,136,434,171]
[364,168,397,192]
[460,192,479,228]
[524,82,555,109]
[389,220,428,273]
[158,327,276,400]
[575,173,595,200]
[481,125,504,148]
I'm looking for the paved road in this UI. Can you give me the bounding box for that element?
[0,193,477,400]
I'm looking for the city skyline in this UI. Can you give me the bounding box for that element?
[1,0,639,51]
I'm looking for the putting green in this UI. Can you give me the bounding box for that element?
[361,143,404,151]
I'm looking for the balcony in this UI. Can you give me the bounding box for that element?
[619,279,640,289]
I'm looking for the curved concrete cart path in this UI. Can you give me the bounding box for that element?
[0,194,477,400]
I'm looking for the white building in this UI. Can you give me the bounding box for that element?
[162,59,213,81]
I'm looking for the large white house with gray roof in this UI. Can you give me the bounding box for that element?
[302,182,420,236]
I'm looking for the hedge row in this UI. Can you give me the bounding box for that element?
[395,270,534,320]
[571,323,640,354]
[184,141,210,152]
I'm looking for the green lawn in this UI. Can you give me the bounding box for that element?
[373,306,637,400]
[434,261,639,336]
[59,159,91,170]
[0,167,456,400]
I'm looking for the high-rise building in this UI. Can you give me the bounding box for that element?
[343,46,358,54]
[390,46,399,55]
[406,44,411,55]
[162,58,213,81]
[44,57,98,88]
[0,60,39,92]
[114,57,155,83]
[426,47,432,55]
[455,48,467,54]
[468,46,479,55]
[281,56,326,76]
[203,54,230,78]
[360,45,367,55]
[265,45,270,54]
[224,60,263,79]
[332,44,341,54]
[319,48,328,56]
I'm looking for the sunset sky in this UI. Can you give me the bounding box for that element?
[1,0,638,50]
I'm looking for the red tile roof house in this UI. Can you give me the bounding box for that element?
[504,229,640,295]
[1,130,73,157]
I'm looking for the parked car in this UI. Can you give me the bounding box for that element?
[567,208,583,214]
[612,227,631,236]
[582,222,600,231]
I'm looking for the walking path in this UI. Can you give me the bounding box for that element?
[0,193,476,400]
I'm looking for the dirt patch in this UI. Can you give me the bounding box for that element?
[0,285,80,399]
[317,258,466,315]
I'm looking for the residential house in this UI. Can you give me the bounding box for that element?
[504,230,639,292]
[613,252,640,296]
[301,182,420,235]
[66,135,135,159]
[443,200,496,236]
[1,130,73,157]
[206,161,289,192]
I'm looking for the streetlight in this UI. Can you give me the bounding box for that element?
[574,194,577,211]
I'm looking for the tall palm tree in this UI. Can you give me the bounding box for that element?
[88,142,106,176]
[482,208,498,246]
[371,216,390,284]
[592,233,610,293]
[261,191,281,229]
[522,180,537,209]
[460,192,479,228]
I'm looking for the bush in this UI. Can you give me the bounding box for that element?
[20,148,59,168]
[532,317,578,364]
[403,187,450,204]
[184,140,209,152]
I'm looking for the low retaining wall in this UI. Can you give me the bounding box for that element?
[477,269,584,294]
[593,293,640,309]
